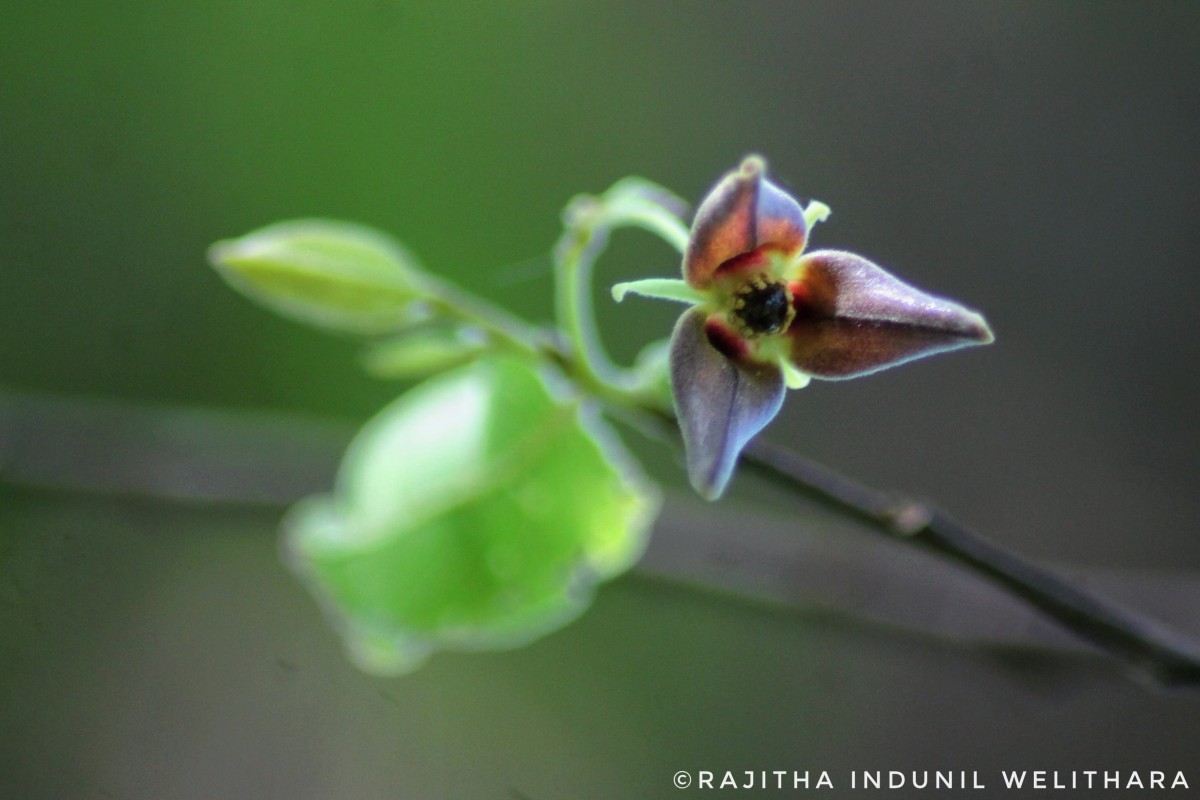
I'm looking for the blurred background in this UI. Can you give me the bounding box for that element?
[2,1,1199,797]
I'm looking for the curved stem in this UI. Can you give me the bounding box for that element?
[552,186,691,405]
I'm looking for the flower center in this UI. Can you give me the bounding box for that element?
[731,275,794,337]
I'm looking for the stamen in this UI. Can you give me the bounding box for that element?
[730,275,795,337]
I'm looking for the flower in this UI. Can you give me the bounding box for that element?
[614,156,994,500]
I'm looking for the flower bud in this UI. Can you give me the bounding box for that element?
[209,219,423,333]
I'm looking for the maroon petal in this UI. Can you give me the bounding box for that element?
[669,307,785,499]
[683,156,808,289]
[788,250,994,379]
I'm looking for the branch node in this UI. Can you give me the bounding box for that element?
[884,500,934,537]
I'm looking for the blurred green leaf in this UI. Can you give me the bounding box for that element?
[361,326,489,380]
[208,219,423,333]
[285,357,659,674]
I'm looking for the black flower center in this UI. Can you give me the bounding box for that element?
[732,276,793,336]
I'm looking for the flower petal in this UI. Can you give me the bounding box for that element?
[669,307,785,499]
[788,250,994,379]
[683,156,808,288]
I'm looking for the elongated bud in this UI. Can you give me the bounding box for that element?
[209,219,423,333]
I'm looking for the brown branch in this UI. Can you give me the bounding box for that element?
[741,437,1200,688]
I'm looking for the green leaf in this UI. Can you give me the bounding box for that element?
[285,357,660,675]
[360,326,488,380]
[208,219,424,333]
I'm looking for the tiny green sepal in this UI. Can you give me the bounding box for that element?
[778,358,812,390]
[804,200,831,228]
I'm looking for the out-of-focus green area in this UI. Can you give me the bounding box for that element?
[3,2,1200,797]
[288,357,657,675]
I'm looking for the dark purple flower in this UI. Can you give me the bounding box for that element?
[616,157,993,499]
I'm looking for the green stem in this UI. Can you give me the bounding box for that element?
[417,273,550,360]
[389,180,689,405]
[552,185,691,406]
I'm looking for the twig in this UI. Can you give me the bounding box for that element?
[741,437,1200,688]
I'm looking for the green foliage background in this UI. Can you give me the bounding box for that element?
[3,2,1199,797]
